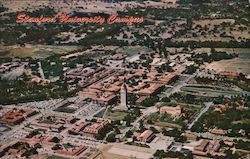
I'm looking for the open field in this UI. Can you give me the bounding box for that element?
[0,45,83,58]
[193,19,235,27]
[96,144,153,159]
[2,0,177,14]
[174,18,250,42]
[105,111,128,121]
[206,48,250,74]
[152,121,182,128]
[117,46,153,56]
[169,47,250,74]
[47,155,69,159]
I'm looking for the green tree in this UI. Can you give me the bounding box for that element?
[106,132,116,142]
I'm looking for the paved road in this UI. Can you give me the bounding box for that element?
[132,106,158,128]
[122,106,158,136]
[2,64,26,80]
[0,112,42,144]
[187,102,214,130]
[38,61,45,79]
[164,74,195,97]
[200,131,250,141]
[0,100,62,144]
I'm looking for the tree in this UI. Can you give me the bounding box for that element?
[125,130,133,138]
[139,121,146,132]
[124,114,132,126]
[150,126,159,133]
[106,132,116,142]
[50,137,60,143]
[161,97,170,102]
[147,119,153,124]
[141,96,159,107]
[153,150,167,158]
[51,144,61,150]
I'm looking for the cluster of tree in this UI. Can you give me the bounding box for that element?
[0,5,8,13]
[157,63,173,73]
[191,101,250,137]
[141,96,159,107]
[162,128,187,142]
[195,77,216,84]
[6,142,39,158]
[125,130,133,138]
[153,150,193,159]
[139,121,147,133]
[184,65,198,74]
[106,132,117,142]
[161,97,171,102]
[128,94,138,105]
[213,96,250,108]
[26,130,41,138]
[179,0,211,4]
[163,39,250,48]
[170,92,216,104]
[122,108,141,126]
[224,78,250,92]
[41,55,63,78]
[192,49,235,63]
[95,124,113,140]
[0,79,71,105]
[235,140,250,151]
[126,141,150,148]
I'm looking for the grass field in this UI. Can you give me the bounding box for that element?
[105,111,128,121]
[94,108,106,118]
[117,46,152,56]
[145,103,201,128]
[54,107,76,114]
[181,86,243,97]
[48,155,69,159]
[0,45,83,58]
[152,121,182,128]
[207,48,250,74]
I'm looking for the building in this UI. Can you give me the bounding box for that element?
[209,129,227,136]
[160,106,181,117]
[194,139,209,152]
[181,132,198,141]
[54,145,87,157]
[30,114,73,132]
[80,70,177,106]
[0,108,36,125]
[138,130,155,143]
[120,83,128,107]
[219,71,240,79]
[79,88,117,105]
[83,119,110,138]
[192,139,226,157]
[114,82,129,111]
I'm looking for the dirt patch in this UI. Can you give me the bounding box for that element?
[96,144,153,159]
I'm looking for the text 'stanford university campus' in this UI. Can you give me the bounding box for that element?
[0,0,250,159]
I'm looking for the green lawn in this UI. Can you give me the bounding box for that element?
[145,112,183,128]
[105,111,128,121]
[48,155,69,159]
[181,86,242,96]
[94,108,106,118]
[54,107,76,113]
[146,103,201,128]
